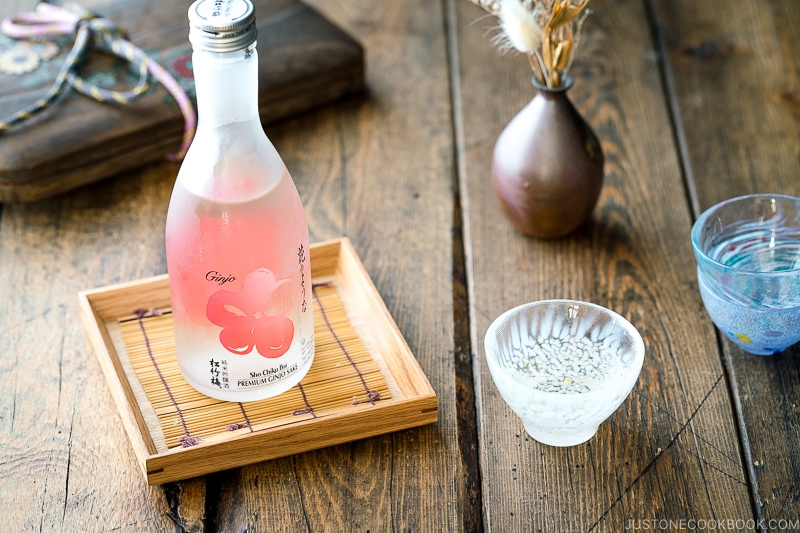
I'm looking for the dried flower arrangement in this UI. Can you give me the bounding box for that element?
[467,0,591,89]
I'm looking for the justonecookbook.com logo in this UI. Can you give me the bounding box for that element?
[624,518,800,531]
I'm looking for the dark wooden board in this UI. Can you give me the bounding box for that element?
[0,0,364,202]
[454,0,752,529]
[652,0,800,523]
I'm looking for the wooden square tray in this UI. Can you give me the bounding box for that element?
[78,238,437,485]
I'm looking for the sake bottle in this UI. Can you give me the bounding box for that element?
[165,0,314,402]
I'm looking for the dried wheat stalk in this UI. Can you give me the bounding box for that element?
[466,0,591,88]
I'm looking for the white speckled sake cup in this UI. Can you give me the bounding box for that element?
[484,300,645,447]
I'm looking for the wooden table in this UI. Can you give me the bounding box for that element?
[3,0,799,531]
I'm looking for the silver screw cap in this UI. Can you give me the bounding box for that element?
[188,0,257,52]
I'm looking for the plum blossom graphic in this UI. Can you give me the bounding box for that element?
[206,268,295,358]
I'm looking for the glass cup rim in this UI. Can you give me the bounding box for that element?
[483,299,645,399]
[690,193,800,276]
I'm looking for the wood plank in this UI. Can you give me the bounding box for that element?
[0,166,181,530]
[163,479,207,533]
[205,0,467,530]
[652,0,800,523]
[453,0,753,529]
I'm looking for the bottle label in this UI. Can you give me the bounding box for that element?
[206,268,296,358]
[165,168,314,399]
[187,243,313,393]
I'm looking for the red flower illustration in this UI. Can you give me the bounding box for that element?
[206,268,295,358]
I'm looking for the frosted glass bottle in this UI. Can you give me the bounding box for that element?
[165,0,314,402]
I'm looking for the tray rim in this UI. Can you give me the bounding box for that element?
[78,237,437,484]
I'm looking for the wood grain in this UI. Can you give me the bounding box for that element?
[453,0,752,529]
[0,165,180,531]
[163,479,207,533]
[652,0,800,523]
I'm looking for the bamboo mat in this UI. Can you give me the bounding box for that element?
[118,282,390,450]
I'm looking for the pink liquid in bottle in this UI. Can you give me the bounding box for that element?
[166,164,313,401]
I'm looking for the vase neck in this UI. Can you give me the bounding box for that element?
[532,74,573,96]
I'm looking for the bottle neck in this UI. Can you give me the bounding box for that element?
[192,42,260,128]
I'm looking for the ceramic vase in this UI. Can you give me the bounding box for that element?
[492,75,604,238]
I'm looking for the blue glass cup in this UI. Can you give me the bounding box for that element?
[691,194,800,355]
